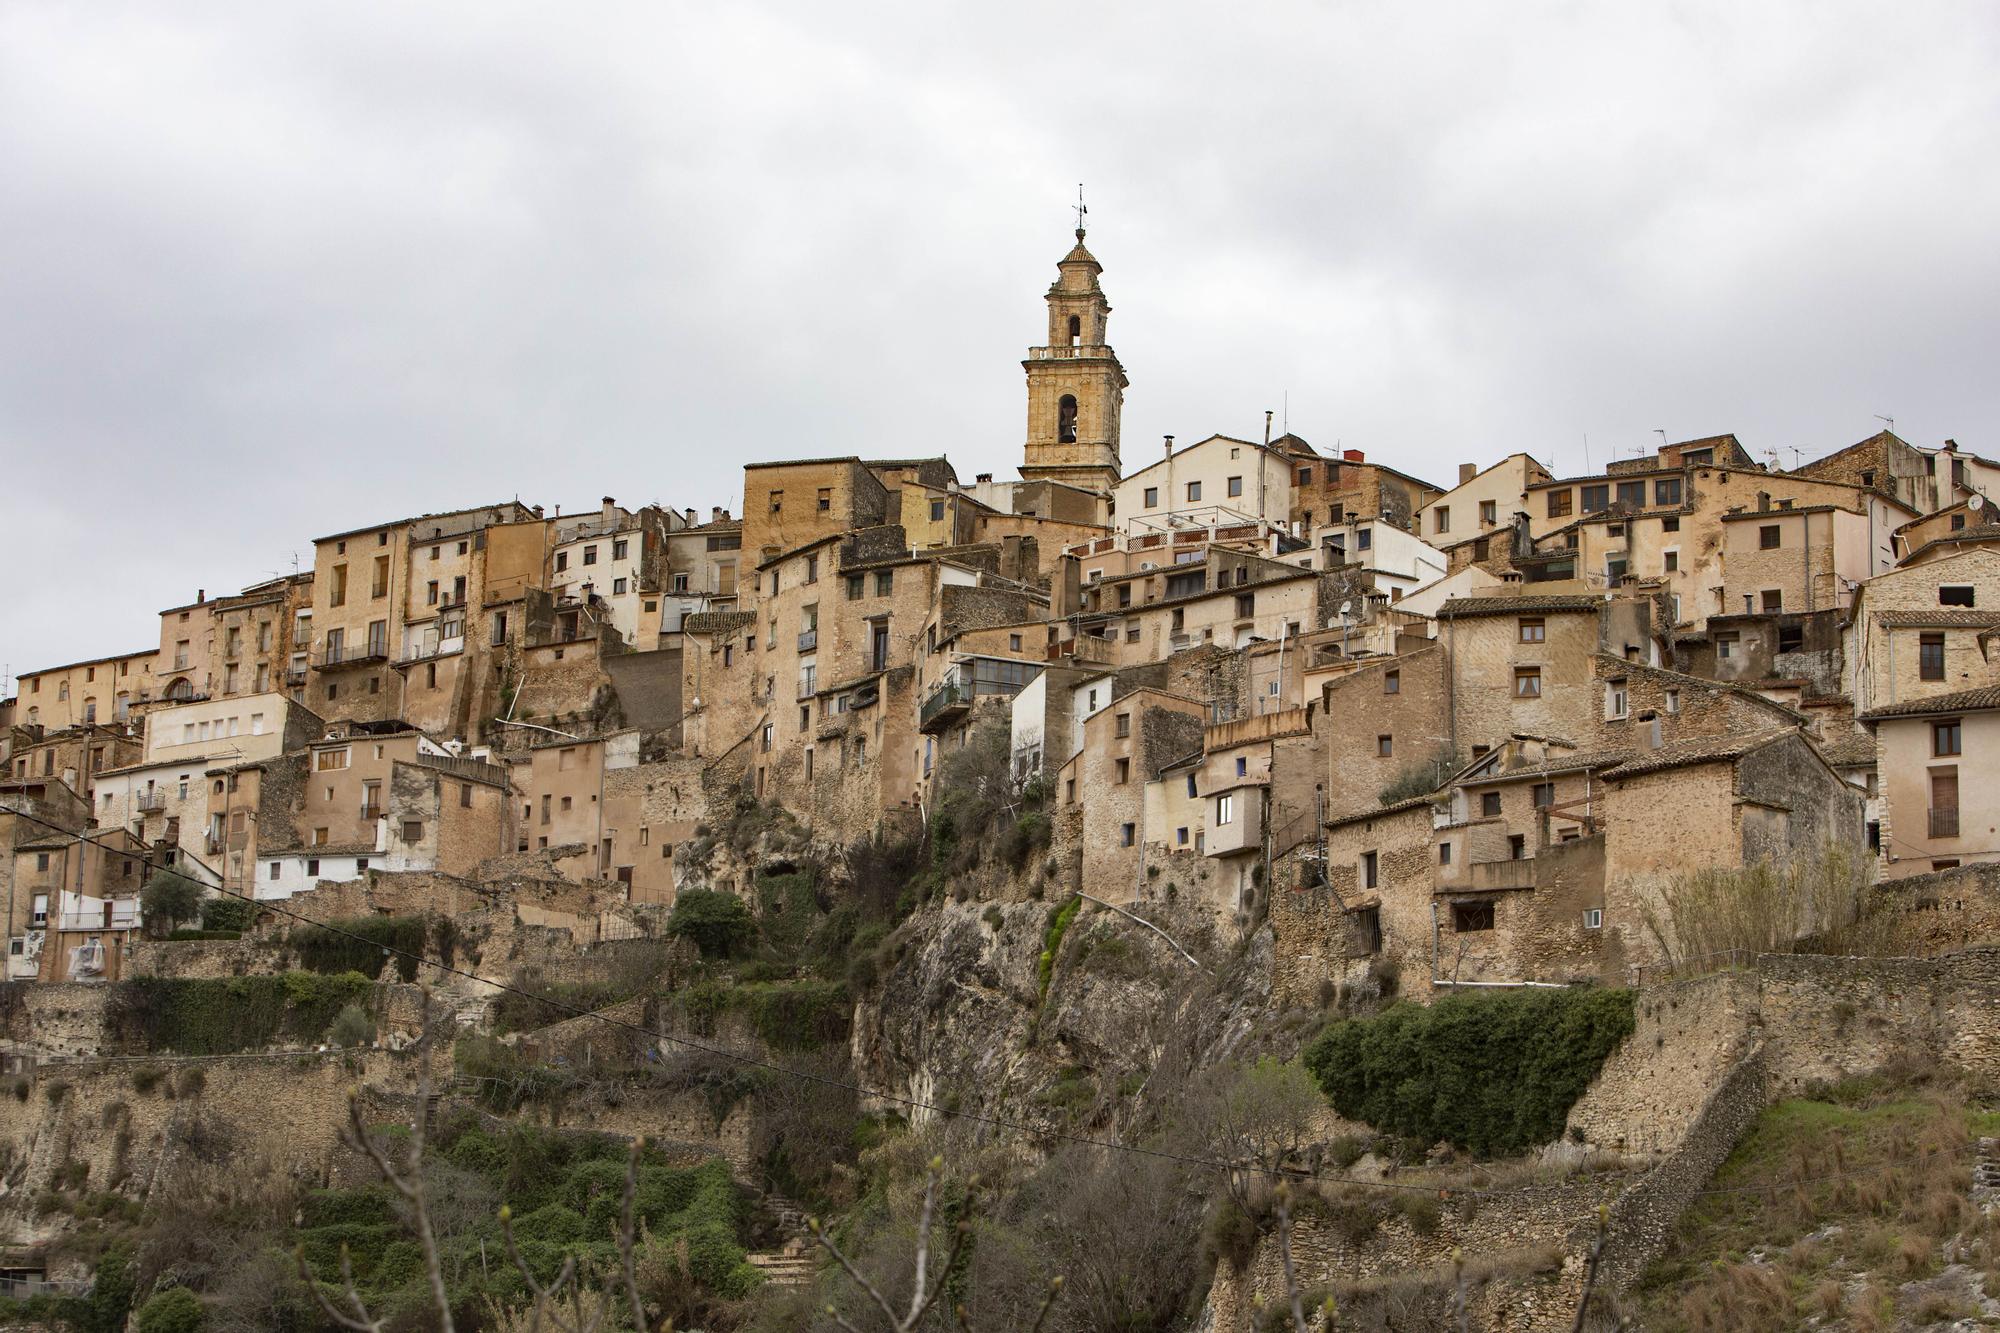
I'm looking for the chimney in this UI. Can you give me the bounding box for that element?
[975,472,992,484]
[601,496,617,524]
[1264,410,1273,446]
[196,589,205,604]
[1164,434,1175,456]
[1458,462,1477,485]
[1343,448,1365,463]
[1757,491,1771,512]
[1944,438,1959,452]
[711,506,724,522]
[684,507,696,525]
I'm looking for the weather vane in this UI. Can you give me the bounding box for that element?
[1074,183,1088,234]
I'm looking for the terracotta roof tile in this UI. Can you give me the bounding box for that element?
[1859,685,2000,721]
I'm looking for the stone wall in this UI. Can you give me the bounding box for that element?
[1565,970,1758,1156]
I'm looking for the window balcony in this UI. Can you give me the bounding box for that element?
[919,678,970,733]
[135,790,167,814]
[1930,807,1960,839]
[285,665,308,686]
[316,642,389,668]
[359,805,383,822]
[797,629,818,652]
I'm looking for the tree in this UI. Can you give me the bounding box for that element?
[135,1286,206,1333]
[666,889,756,958]
[141,871,203,935]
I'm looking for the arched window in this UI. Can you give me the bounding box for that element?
[1067,315,1081,346]
[1057,394,1078,443]
[82,698,96,725]
[165,678,193,701]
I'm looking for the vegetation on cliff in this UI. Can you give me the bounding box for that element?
[1303,986,1636,1157]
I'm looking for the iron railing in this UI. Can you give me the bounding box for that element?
[1930,807,1960,839]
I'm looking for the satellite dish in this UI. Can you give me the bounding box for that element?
[1970,494,1985,512]
[1338,600,1353,618]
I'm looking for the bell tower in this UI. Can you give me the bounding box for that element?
[1020,225,1127,495]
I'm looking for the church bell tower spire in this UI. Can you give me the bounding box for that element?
[1020,204,1126,496]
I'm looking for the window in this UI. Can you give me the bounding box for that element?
[1920,633,1946,681]
[1216,794,1234,825]
[1583,908,1603,929]
[1384,670,1400,695]
[1758,524,1781,550]
[1663,550,1679,573]
[402,820,424,841]
[1115,712,1131,738]
[1177,826,1189,845]
[1952,513,1967,531]
[1931,769,1959,838]
[1662,516,1680,533]
[1518,618,1545,643]
[1235,756,1248,777]
[460,783,473,808]
[1480,500,1497,526]
[1009,633,1023,652]
[1933,719,1962,757]
[1514,667,1542,697]
[1120,822,1136,847]
[1377,734,1393,757]
[1186,481,1202,502]
[1716,632,1739,660]
[1227,475,1243,498]
[847,574,864,600]
[1066,779,1076,804]
[1547,489,1572,518]
[372,554,390,597]
[1532,782,1555,809]
[1439,842,1452,865]
[1235,592,1254,619]
[34,853,48,873]
[1481,791,1502,817]
[1777,623,1803,653]
[1453,901,1495,932]
[306,858,320,877]
[1361,851,1378,889]
[1606,680,1628,718]
[1433,505,1450,534]
[1508,834,1527,859]
[1114,758,1130,784]
[1581,484,1609,512]
[1655,477,1682,505]
[1761,590,1783,613]
[769,489,783,513]
[804,554,818,584]
[929,499,946,523]
[1356,529,1372,551]
[1143,487,1159,507]
[1616,480,1645,508]
[760,724,773,752]
[315,748,349,771]
[1940,585,1976,607]
[1297,467,1313,486]
[1664,688,1680,714]
[812,487,831,514]
[876,571,894,596]
[555,551,569,572]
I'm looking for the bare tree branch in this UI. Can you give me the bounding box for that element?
[1273,1187,1310,1333]
[294,1241,388,1333]
[1571,1205,1610,1333]
[617,1138,649,1333]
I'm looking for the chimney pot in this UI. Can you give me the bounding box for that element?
[975,473,992,484]
[1164,435,1175,455]
[1343,448,1365,463]
[1944,438,1959,452]
[196,589,205,603]
[1458,462,1477,485]
[711,506,724,522]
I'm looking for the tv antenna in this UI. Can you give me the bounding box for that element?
[1654,429,1668,450]
[1874,414,1895,432]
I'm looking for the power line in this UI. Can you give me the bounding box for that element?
[1,804,1486,1198]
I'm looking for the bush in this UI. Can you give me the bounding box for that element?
[329,1004,375,1048]
[291,916,428,982]
[197,897,256,933]
[1377,745,1459,806]
[105,972,374,1055]
[134,1286,204,1333]
[1303,987,1636,1158]
[141,871,203,935]
[1037,895,1082,999]
[666,890,756,958]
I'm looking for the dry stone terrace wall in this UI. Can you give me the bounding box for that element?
[1566,970,1758,1156]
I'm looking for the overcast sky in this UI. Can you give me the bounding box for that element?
[4,2,1998,676]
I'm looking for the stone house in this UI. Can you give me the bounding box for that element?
[12,648,156,732]
[1318,641,1451,825]
[659,510,742,640]
[1860,685,2000,880]
[738,457,891,575]
[1112,434,1296,538]
[1792,428,1941,514]
[1276,436,1443,534]
[8,825,150,983]
[546,499,680,648]
[1521,434,1759,541]
[1847,549,2000,718]
[260,721,511,896]
[1055,687,1205,900]
[0,776,90,977]
[1178,706,1321,915]
[1415,453,1555,550]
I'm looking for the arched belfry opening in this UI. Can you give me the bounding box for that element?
[1057,394,1078,443]
[1067,314,1081,346]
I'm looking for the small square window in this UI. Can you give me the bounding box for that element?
[1583,908,1603,930]
[1115,757,1130,783]
[1940,585,1976,608]
[1227,475,1243,498]
[1453,901,1495,932]
[1759,525,1781,550]
[1481,791,1502,817]
[1933,719,1962,757]
[1120,822,1136,847]
[1384,670,1400,695]
[1518,618,1545,643]
[1377,734,1393,757]
[1514,667,1542,697]
[1439,842,1452,865]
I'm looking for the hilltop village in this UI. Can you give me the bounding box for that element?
[2,229,1999,1331]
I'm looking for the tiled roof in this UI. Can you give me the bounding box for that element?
[1817,731,1878,766]
[1325,793,1437,830]
[1873,610,2000,628]
[1436,594,1602,618]
[1859,685,2000,721]
[682,611,755,635]
[1460,746,1633,785]
[1598,729,1790,780]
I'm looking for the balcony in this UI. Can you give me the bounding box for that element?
[135,790,167,814]
[1930,807,1960,839]
[316,642,389,668]
[204,835,224,856]
[284,666,307,686]
[797,629,818,652]
[919,679,971,733]
[359,805,383,822]
[1027,343,1116,361]
[795,676,818,701]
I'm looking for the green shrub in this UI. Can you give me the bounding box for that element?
[141,871,202,934]
[329,1004,375,1048]
[1036,895,1082,999]
[666,890,756,958]
[678,979,849,1051]
[290,916,427,982]
[134,1285,204,1333]
[1376,745,1459,806]
[1302,987,1636,1158]
[106,972,374,1054]
[197,897,256,933]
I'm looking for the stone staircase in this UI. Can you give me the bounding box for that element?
[744,1192,816,1287]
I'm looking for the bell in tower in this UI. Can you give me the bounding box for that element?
[1020,219,1127,496]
